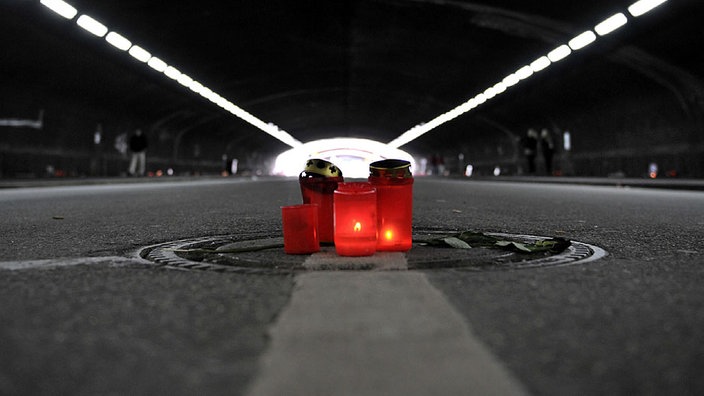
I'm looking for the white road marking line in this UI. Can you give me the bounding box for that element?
[303,249,407,270]
[246,271,529,396]
[0,256,137,270]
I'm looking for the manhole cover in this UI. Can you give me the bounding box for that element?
[139,229,606,273]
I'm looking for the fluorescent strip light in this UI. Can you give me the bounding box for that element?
[503,73,520,87]
[568,31,597,50]
[43,1,301,149]
[187,80,204,94]
[547,45,572,62]
[492,81,507,94]
[628,0,668,17]
[200,87,216,101]
[388,125,429,149]
[483,87,498,99]
[105,32,131,50]
[386,2,670,149]
[515,65,534,80]
[458,99,478,112]
[215,97,227,108]
[177,73,193,87]
[147,57,167,72]
[530,56,551,72]
[595,13,628,36]
[163,66,181,80]
[128,45,151,62]
[40,0,77,19]
[76,15,108,37]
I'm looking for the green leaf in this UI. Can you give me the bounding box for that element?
[417,231,571,255]
[495,240,533,252]
[442,237,472,249]
[456,231,499,247]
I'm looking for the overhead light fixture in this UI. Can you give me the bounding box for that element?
[37,2,302,148]
[502,73,520,87]
[76,15,108,37]
[147,56,167,72]
[40,0,77,19]
[105,31,131,50]
[458,98,479,112]
[388,1,670,148]
[492,81,507,94]
[163,66,182,80]
[568,31,597,50]
[187,80,205,94]
[515,65,534,80]
[547,45,572,62]
[483,86,498,99]
[128,45,151,62]
[595,13,628,36]
[530,56,551,72]
[628,0,668,17]
[177,73,193,87]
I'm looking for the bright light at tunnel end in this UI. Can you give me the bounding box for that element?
[273,138,416,178]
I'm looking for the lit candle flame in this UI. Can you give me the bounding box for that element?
[354,222,362,232]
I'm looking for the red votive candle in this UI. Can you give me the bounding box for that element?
[368,159,414,252]
[333,182,377,257]
[281,204,320,254]
[299,159,343,244]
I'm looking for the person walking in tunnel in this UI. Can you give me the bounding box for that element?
[522,128,538,174]
[128,129,148,176]
[540,128,555,175]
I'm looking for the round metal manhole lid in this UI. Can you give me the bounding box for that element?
[139,229,606,273]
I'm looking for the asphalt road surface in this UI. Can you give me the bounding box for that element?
[1,177,703,395]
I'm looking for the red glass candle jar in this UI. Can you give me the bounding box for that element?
[281,204,320,254]
[299,159,343,244]
[333,182,377,257]
[368,159,414,252]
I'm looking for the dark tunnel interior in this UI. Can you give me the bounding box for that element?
[1,0,702,178]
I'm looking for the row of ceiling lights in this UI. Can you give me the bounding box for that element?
[387,0,668,149]
[39,0,666,150]
[39,0,303,148]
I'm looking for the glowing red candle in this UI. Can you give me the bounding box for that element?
[369,159,414,252]
[281,204,320,254]
[299,159,343,243]
[333,182,377,257]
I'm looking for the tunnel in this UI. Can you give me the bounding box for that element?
[1,0,702,179]
[3,2,704,395]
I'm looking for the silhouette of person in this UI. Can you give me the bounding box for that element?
[522,129,538,174]
[128,129,148,176]
[540,128,555,175]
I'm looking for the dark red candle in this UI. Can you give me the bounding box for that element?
[281,204,320,254]
[299,159,343,243]
[368,159,414,252]
[333,182,377,257]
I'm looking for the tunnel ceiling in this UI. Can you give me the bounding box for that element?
[2,0,702,160]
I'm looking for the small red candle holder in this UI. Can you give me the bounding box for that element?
[333,182,377,257]
[368,159,414,252]
[299,159,343,244]
[281,204,320,255]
